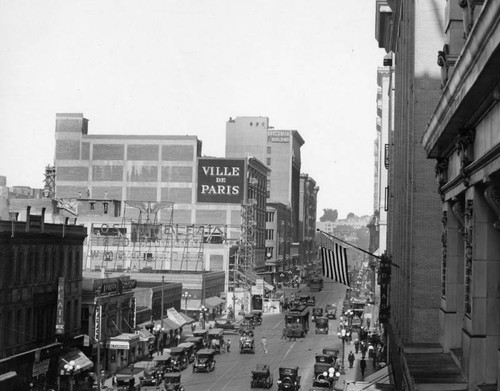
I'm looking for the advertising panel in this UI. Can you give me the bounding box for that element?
[55,277,65,334]
[197,158,245,203]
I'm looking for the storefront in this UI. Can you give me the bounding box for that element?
[106,333,140,374]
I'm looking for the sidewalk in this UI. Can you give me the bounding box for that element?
[334,343,379,391]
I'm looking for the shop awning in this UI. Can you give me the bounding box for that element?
[61,350,94,372]
[159,317,181,331]
[167,307,186,327]
[204,296,225,309]
[179,313,195,325]
[0,371,17,382]
[107,333,140,350]
[344,365,394,390]
[137,328,155,342]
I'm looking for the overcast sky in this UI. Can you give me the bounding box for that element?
[0,0,386,219]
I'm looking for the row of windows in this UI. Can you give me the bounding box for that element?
[0,299,79,351]
[249,122,266,127]
[1,246,81,289]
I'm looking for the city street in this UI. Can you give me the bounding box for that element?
[129,281,348,391]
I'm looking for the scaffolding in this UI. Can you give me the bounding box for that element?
[43,165,56,198]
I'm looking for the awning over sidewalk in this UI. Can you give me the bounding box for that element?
[179,312,195,324]
[137,328,155,342]
[204,296,225,309]
[159,317,182,331]
[107,333,140,350]
[60,350,94,372]
[0,371,17,382]
[344,365,394,390]
[167,307,186,327]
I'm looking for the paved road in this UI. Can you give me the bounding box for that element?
[105,281,349,390]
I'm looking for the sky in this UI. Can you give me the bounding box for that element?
[0,0,386,219]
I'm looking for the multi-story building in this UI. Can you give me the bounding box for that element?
[422,1,500,389]
[0,207,87,391]
[299,174,319,273]
[265,202,293,283]
[225,116,308,269]
[375,0,470,389]
[52,114,269,307]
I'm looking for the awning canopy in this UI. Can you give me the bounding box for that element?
[344,364,394,390]
[60,350,94,372]
[137,328,155,342]
[204,296,225,309]
[0,371,17,382]
[167,308,186,327]
[158,317,181,331]
[179,312,195,325]
[107,333,140,350]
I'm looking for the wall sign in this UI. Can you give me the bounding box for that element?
[197,158,245,204]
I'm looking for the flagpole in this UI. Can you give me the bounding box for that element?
[316,228,400,268]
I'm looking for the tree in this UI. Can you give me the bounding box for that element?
[347,212,357,219]
[319,208,338,222]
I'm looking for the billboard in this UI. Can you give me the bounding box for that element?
[197,158,245,203]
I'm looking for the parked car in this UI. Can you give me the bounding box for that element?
[163,373,185,391]
[139,368,161,387]
[277,366,301,391]
[115,373,140,391]
[192,349,216,373]
[214,318,240,332]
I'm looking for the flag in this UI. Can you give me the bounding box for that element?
[320,244,350,287]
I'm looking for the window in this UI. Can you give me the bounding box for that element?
[89,202,95,211]
[103,202,108,214]
[384,144,389,168]
[250,122,253,126]
[266,229,274,240]
[266,211,275,222]
[266,158,271,166]
[267,147,271,154]
[265,247,273,258]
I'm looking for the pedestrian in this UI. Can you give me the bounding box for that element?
[348,351,355,368]
[227,338,231,353]
[281,326,287,340]
[372,350,377,368]
[111,373,117,389]
[360,358,367,378]
[354,339,360,354]
[176,333,181,346]
[261,336,268,353]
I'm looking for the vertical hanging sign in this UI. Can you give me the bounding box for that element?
[129,297,136,329]
[94,300,102,342]
[55,277,65,334]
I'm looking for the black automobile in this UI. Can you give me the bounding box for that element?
[169,347,189,372]
[192,348,216,373]
[214,318,240,333]
[310,373,334,390]
[277,366,301,391]
[251,363,273,389]
[315,317,329,334]
[163,373,185,391]
[306,296,316,306]
[139,368,161,387]
[115,373,140,391]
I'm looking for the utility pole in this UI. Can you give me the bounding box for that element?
[161,276,165,328]
[95,288,102,391]
[232,249,238,317]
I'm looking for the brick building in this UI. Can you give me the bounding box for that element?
[0,207,87,391]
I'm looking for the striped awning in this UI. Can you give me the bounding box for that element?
[0,371,17,382]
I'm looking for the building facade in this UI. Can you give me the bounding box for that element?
[0,208,87,390]
[225,116,307,268]
[375,0,478,389]
[422,1,500,389]
[299,174,319,273]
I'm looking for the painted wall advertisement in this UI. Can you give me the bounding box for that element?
[197,158,245,204]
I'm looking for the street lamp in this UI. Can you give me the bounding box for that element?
[200,306,208,329]
[337,328,350,375]
[63,360,81,391]
[345,309,354,328]
[183,291,191,314]
[153,324,165,355]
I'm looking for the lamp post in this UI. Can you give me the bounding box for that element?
[337,328,350,375]
[154,324,165,355]
[63,360,81,391]
[200,306,208,329]
[345,309,354,329]
[183,291,191,314]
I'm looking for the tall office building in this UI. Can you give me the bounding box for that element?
[225,116,305,269]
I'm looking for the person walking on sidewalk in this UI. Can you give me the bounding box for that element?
[226,338,231,353]
[348,351,355,368]
[354,339,360,354]
[360,358,367,379]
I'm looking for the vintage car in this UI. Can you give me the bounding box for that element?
[239,335,255,354]
[115,373,140,391]
[193,329,209,342]
[251,363,273,389]
[325,304,337,320]
[139,368,161,387]
[244,313,258,327]
[153,355,172,377]
[315,317,329,334]
[306,296,316,306]
[277,366,301,391]
[185,336,205,351]
[214,318,240,333]
[208,328,225,354]
[163,373,185,391]
[177,342,196,363]
[192,348,216,373]
[250,310,263,326]
[239,322,255,337]
[313,354,339,381]
[310,373,334,390]
[322,347,340,359]
[169,346,189,372]
[312,307,323,321]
